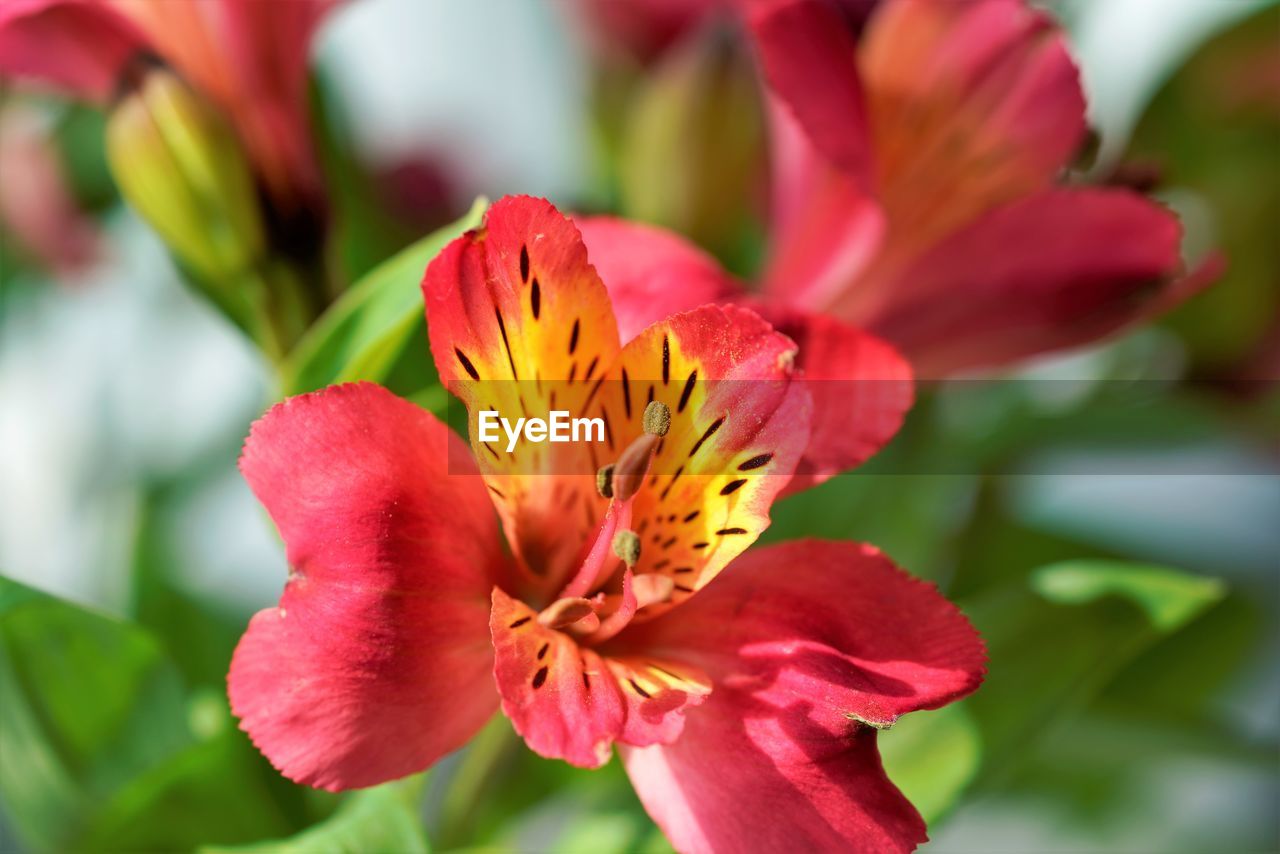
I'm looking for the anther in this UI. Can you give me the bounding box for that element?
[596,464,615,498]
[538,597,597,629]
[612,529,641,567]
[643,400,671,436]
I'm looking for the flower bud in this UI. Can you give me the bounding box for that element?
[105,66,265,289]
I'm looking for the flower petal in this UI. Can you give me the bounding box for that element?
[490,587,626,768]
[747,0,873,187]
[865,188,1193,376]
[858,0,1086,250]
[625,539,986,729]
[424,195,623,592]
[0,0,149,102]
[229,383,505,791]
[622,698,923,853]
[595,305,812,614]
[616,538,985,852]
[576,215,740,343]
[757,306,913,493]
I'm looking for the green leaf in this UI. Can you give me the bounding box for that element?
[0,575,191,851]
[203,780,429,854]
[1031,561,1225,632]
[879,705,981,825]
[281,198,487,395]
[959,559,1226,791]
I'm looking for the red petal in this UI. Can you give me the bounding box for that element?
[757,306,913,492]
[626,539,985,728]
[0,0,149,102]
[229,383,506,790]
[617,539,985,851]
[622,701,924,853]
[866,188,1191,376]
[490,588,625,768]
[859,0,1086,247]
[576,215,740,342]
[747,0,873,187]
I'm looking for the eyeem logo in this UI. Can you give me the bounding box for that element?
[478,410,605,453]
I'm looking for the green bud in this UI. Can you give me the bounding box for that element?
[107,68,264,280]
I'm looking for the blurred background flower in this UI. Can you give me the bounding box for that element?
[0,0,1276,852]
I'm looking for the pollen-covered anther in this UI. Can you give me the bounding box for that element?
[612,529,642,567]
[538,597,598,629]
[595,464,615,499]
[633,573,675,608]
[776,347,797,372]
[643,400,671,436]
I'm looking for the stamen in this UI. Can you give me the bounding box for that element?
[538,597,596,629]
[612,529,641,567]
[612,433,659,501]
[643,400,671,436]
[596,464,615,498]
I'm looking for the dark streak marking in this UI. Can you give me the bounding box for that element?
[653,559,671,570]
[509,616,531,628]
[584,375,605,409]
[674,584,695,593]
[567,362,577,384]
[661,536,678,550]
[720,479,747,496]
[601,405,615,450]
[455,348,480,380]
[716,527,749,536]
[629,678,652,699]
[569,318,580,355]
[532,666,549,689]
[519,245,530,282]
[689,416,725,458]
[658,466,684,501]
[583,356,599,383]
[674,567,694,574]
[661,336,670,385]
[488,485,506,499]
[531,278,541,319]
[484,444,500,460]
[738,453,774,470]
[692,541,709,550]
[683,510,700,522]
[678,370,697,413]
[537,642,550,661]
[495,309,519,380]
[621,368,632,418]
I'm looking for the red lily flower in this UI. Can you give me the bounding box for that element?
[580,0,1219,384]
[748,0,1220,376]
[228,196,985,851]
[0,0,339,214]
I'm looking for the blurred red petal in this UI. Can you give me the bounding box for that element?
[865,188,1193,376]
[0,0,149,102]
[747,0,873,187]
[576,215,740,342]
[756,307,912,492]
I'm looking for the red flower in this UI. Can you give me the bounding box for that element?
[581,0,1219,388]
[0,0,340,213]
[228,196,985,852]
